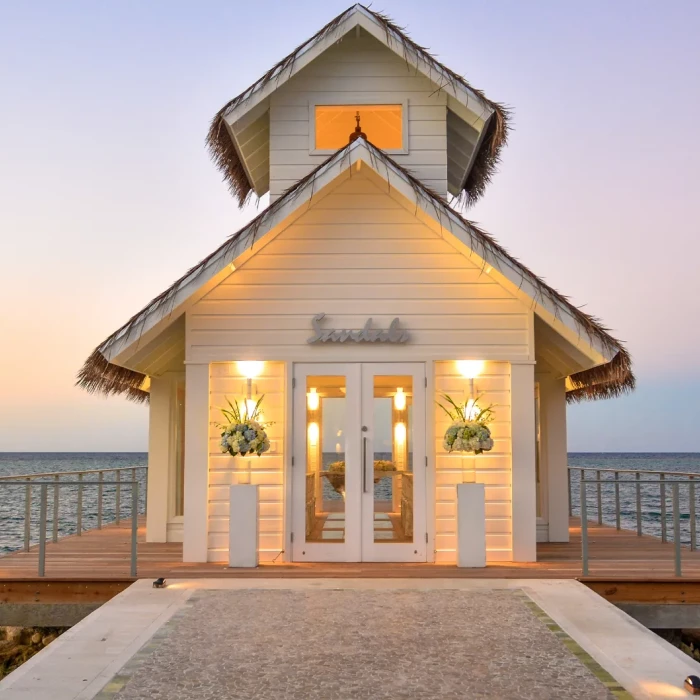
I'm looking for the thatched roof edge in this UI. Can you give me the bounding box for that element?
[76,349,149,404]
[79,138,633,403]
[206,3,510,208]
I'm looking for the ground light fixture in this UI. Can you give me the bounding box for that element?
[152,578,166,589]
[686,676,700,694]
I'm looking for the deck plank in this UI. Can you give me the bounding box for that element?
[2,517,700,580]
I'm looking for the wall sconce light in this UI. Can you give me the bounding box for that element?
[456,360,484,400]
[237,361,264,399]
[307,387,319,411]
[394,421,406,445]
[394,387,406,411]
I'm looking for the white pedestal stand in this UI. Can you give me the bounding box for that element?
[228,484,259,568]
[457,483,486,568]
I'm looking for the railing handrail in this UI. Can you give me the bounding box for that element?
[0,465,147,481]
[568,465,699,479]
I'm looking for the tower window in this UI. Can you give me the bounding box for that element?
[314,105,403,150]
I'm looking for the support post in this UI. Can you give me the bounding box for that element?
[53,474,59,542]
[38,484,48,577]
[183,362,210,562]
[146,376,172,542]
[510,363,537,561]
[540,377,569,542]
[580,478,589,576]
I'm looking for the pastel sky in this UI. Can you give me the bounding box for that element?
[0,1,698,452]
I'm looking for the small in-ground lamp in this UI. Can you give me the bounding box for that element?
[152,577,166,589]
[686,676,700,694]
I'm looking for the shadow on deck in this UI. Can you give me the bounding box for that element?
[2,516,700,581]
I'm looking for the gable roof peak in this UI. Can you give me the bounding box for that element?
[207,3,511,208]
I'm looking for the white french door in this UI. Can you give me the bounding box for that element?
[291,363,426,562]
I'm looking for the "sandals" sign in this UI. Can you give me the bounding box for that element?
[307,313,409,344]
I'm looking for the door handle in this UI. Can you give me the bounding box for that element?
[362,436,368,493]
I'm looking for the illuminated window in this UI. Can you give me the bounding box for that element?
[315,105,403,150]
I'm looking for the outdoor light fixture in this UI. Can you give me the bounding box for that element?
[308,422,319,446]
[152,577,166,589]
[237,361,264,399]
[456,360,484,400]
[686,676,700,694]
[394,387,406,411]
[307,387,319,411]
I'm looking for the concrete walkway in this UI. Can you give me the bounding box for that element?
[0,579,697,699]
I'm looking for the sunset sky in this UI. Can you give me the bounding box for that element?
[0,0,698,452]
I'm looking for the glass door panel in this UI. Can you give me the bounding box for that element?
[370,376,414,544]
[304,376,347,544]
[361,363,426,562]
[292,364,361,562]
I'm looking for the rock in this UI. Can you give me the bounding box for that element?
[41,635,56,647]
[30,632,42,645]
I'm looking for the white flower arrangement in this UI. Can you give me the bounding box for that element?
[218,396,271,458]
[438,393,495,455]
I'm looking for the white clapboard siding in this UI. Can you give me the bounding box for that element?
[434,360,513,563]
[268,32,448,198]
[206,361,285,563]
[188,172,531,365]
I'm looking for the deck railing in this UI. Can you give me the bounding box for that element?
[568,466,697,576]
[0,466,147,576]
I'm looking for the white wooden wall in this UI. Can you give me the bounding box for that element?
[188,173,531,364]
[434,361,512,562]
[269,32,448,200]
[207,362,285,563]
[186,171,535,563]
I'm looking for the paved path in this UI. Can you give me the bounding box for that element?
[1,579,698,699]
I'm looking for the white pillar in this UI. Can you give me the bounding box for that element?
[146,376,171,542]
[457,483,486,567]
[183,363,210,562]
[229,485,259,567]
[510,363,537,562]
[541,377,569,542]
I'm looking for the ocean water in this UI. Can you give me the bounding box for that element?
[1,452,698,555]
[0,453,147,554]
[568,453,700,545]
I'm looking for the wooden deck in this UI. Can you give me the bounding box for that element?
[2,517,700,581]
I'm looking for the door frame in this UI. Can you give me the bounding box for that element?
[290,361,427,562]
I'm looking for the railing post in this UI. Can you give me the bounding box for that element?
[116,470,121,525]
[596,469,602,525]
[580,479,589,576]
[131,468,138,516]
[77,472,84,536]
[660,473,667,543]
[673,483,681,577]
[24,478,31,552]
[636,472,642,536]
[52,474,59,543]
[691,477,697,552]
[131,482,138,577]
[98,471,104,529]
[567,468,572,517]
[614,471,620,530]
[38,483,48,577]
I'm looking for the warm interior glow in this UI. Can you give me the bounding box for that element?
[456,360,484,379]
[465,398,480,420]
[307,387,319,411]
[236,361,264,379]
[315,104,402,150]
[308,422,319,446]
[240,398,260,420]
[394,421,406,445]
[394,387,406,411]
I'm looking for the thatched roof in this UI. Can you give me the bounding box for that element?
[206,3,510,208]
[77,138,633,404]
